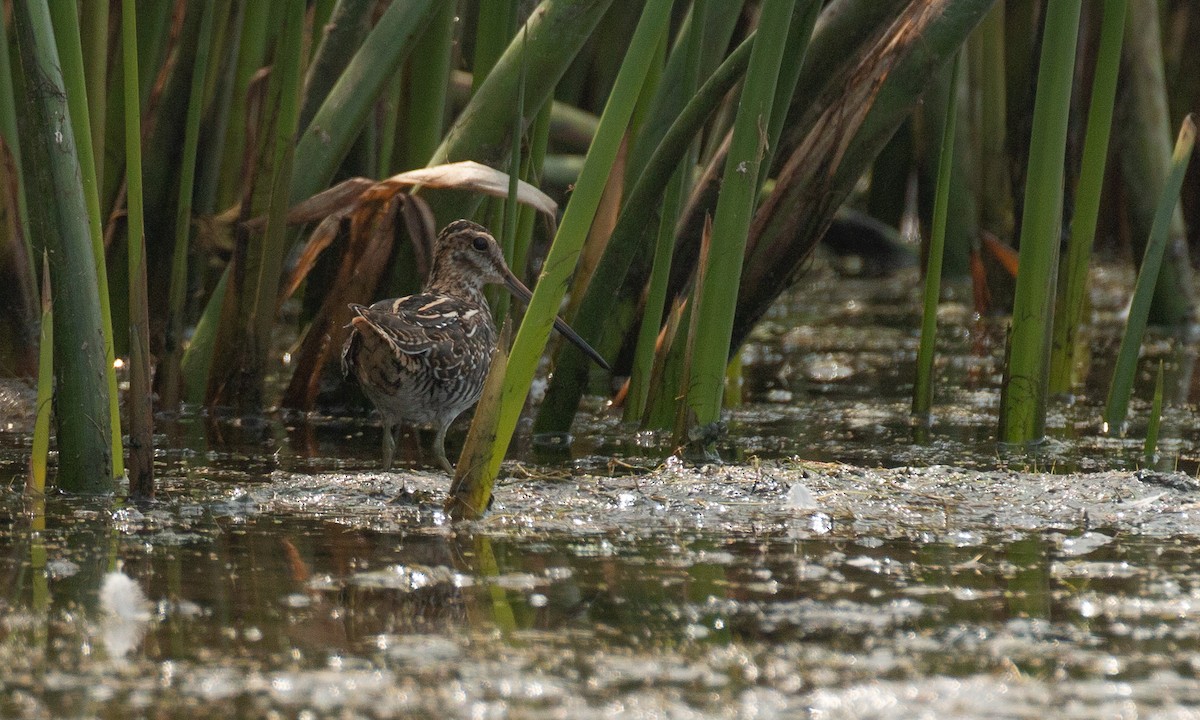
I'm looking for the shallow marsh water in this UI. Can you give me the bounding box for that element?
[4,265,1200,718]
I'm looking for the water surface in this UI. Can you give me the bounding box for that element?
[3,264,1200,718]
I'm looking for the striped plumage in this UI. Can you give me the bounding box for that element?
[342,220,504,472]
[342,220,609,473]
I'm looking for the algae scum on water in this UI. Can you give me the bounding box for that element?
[4,463,1200,718]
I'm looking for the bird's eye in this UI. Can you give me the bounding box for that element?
[472,236,488,251]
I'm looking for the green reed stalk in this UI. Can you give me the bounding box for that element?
[496,28,528,324]
[377,76,402,176]
[208,0,306,410]
[477,4,528,318]
[675,224,713,442]
[395,1,455,170]
[510,102,553,301]
[764,0,821,186]
[161,2,218,410]
[625,178,684,421]
[181,270,226,403]
[1144,360,1164,462]
[469,0,674,496]
[49,0,124,479]
[299,0,374,131]
[28,256,51,495]
[429,0,613,171]
[997,0,1082,443]
[385,3,456,295]
[94,0,172,218]
[624,0,743,186]
[625,0,709,422]
[645,301,688,430]
[534,31,755,434]
[972,2,1012,243]
[192,0,240,215]
[935,55,976,282]
[687,0,798,430]
[473,0,520,92]
[311,0,338,46]
[1117,0,1193,326]
[292,0,435,203]
[1104,115,1195,434]
[635,31,669,147]
[1049,0,1128,395]
[134,0,173,106]
[182,3,273,403]
[79,1,107,186]
[11,0,113,492]
[913,53,962,419]
[121,0,154,496]
[215,0,271,210]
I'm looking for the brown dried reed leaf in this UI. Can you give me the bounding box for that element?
[278,214,345,306]
[367,161,558,220]
[246,177,376,231]
[280,198,400,410]
[397,193,437,279]
[272,163,548,304]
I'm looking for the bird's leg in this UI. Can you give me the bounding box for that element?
[432,422,454,474]
[381,420,397,470]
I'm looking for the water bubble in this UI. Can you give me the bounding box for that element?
[808,512,833,534]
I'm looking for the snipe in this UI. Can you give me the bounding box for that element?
[342,219,609,473]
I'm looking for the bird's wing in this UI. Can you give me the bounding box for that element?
[349,295,480,359]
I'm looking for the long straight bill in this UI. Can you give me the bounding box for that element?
[503,273,611,371]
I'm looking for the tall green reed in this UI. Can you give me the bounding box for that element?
[122,0,155,496]
[457,0,675,509]
[625,0,710,423]
[686,0,800,432]
[998,0,1082,443]
[11,0,114,491]
[1104,115,1195,435]
[913,53,962,419]
[1049,0,1129,396]
[48,0,123,479]
[534,30,756,434]
[161,2,218,409]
